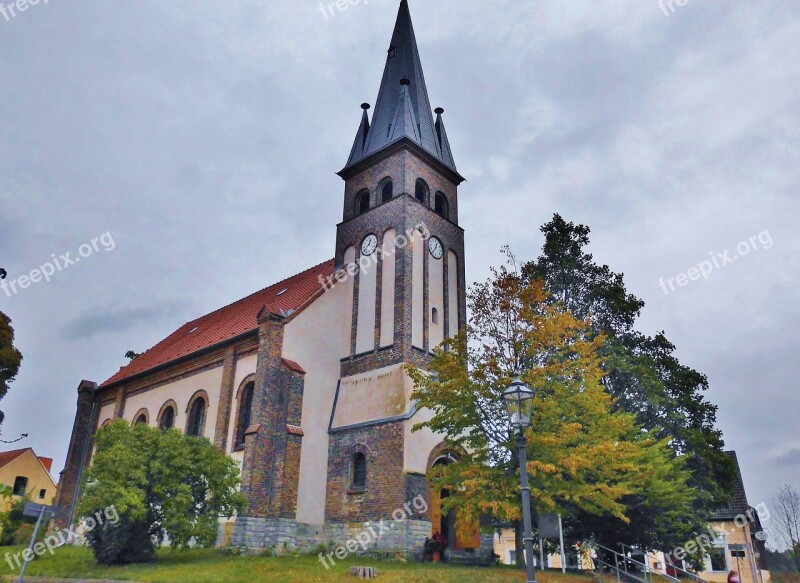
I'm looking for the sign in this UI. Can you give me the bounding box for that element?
[538,513,560,539]
[22,502,54,520]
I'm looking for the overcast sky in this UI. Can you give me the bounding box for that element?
[1,0,798,541]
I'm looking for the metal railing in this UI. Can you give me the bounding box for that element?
[592,543,681,583]
[615,543,709,583]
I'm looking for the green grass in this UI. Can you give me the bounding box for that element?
[0,546,595,582]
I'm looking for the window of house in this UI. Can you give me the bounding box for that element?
[431,307,439,325]
[435,192,449,219]
[708,548,727,572]
[235,381,255,449]
[351,453,367,489]
[159,405,175,430]
[355,189,370,216]
[187,397,206,437]
[381,180,393,203]
[12,476,28,497]
[415,179,429,204]
[38,489,46,499]
[135,413,147,425]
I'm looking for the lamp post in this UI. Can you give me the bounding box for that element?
[502,371,537,583]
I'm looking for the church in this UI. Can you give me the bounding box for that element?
[54,0,490,557]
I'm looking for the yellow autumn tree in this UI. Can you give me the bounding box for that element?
[407,255,695,545]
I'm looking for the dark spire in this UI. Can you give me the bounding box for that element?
[341,0,459,175]
[345,103,371,168]
[434,107,457,171]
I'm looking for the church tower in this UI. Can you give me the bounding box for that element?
[334,0,466,372]
[324,0,478,553]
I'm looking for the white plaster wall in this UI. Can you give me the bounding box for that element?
[404,401,444,475]
[448,251,458,337]
[380,229,396,347]
[120,366,224,441]
[412,234,424,349]
[429,252,444,348]
[284,281,351,525]
[96,402,115,429]
[330,364,408,429]
[342,246,356,357]
[225,354,257,455]
[356,244,377,354]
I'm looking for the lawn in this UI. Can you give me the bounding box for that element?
[0,546,595,582]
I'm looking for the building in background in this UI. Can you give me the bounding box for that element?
[0,448,57,511]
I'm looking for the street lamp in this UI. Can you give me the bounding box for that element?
[502,371,537,583]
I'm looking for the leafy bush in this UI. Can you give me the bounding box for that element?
[78,420,246,565]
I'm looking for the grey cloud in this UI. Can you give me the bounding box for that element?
[60,303,185,340]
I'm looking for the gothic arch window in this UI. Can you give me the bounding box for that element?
[234,379,255,449]
[435,192,449,219]
[133,409,149,426]
[158,400,177,430]
[351,452,367,489]
[355,189,371,216]
[380,178,393,203]
[415,179,429,204]
[185,390,209,438]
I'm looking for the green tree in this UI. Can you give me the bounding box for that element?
[522,215,733,552]
[77,420,245,565]
[0,311,23,427]
[408,258,696,567]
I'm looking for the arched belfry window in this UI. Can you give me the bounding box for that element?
[355,189,370,216]
[235,380,255,449]
[381,179,393,203]
[415,179,429,204]
[435,192,449,220]
[352,452,367,489]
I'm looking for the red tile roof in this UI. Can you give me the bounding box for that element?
[101,259,335,388]
[0,448,29,469]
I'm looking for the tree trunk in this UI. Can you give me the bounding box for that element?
[515,518,525,569]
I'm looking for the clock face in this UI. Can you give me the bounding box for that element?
[361,234,378,256]
[428,237,444,259]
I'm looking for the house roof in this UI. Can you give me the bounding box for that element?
[710,451,751,521]
[101,259,335,388]
[341,0,459,175]
[0,448,29,469]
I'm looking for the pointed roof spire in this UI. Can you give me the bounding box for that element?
[389,78,421,143]
[434,107,457,171]
[345,103,371,167]
[340,0,460,178]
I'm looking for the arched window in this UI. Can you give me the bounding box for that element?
[415,179,429,204]
[435,192,449,219]
[431,307,439,325]
[352,453,367,489]
[235,381,255,449]
[355,189,370,216]
[132,408,149,426]
[159,404,176,430]
[381,180,393,203]
[186,395,207,437]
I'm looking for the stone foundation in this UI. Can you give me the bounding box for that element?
[231,517,432,558]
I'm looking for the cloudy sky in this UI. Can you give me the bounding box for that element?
[1,0,798,539]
